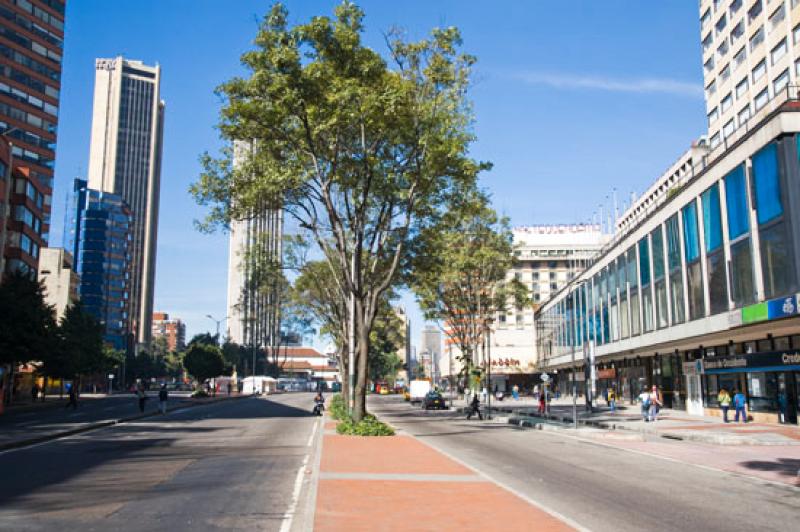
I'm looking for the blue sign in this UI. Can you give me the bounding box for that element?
[766,295,799,320]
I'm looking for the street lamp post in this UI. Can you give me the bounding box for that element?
[484,318,493,420]
[0,128,19,276]
[205,314,229,345]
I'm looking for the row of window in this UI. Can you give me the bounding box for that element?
[0,63,58,100]
[537,134,798,359]
[0,97,57,134]
[0,42,58,82]
[10,0,64,32]
[0,80,57,116]
[8,230,39,258]
[702,0,785,60]
[0,21,60,65]
[0,4,62,51]
[14,176,45,208]
[13,203,41,234]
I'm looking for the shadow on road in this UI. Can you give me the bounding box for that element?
[737,458,800,481]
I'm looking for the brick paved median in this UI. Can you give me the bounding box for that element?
[315,431,573,531]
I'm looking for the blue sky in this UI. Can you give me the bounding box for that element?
[51,1,705,349]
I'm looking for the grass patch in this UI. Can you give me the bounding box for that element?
[336,414,395,436]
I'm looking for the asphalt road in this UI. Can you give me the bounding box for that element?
[371,395,800,532]
[0,393,320,531]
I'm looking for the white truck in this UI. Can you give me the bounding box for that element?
[409,379,431,404]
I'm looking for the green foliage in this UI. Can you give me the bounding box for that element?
[126,350,166,384]
[368,298,405,382]
[329,393,347,420]
[183,343,225,384]
[410,190,527,373]
[336,414,395,436]
[191,1,485,422]
[0,271,55,366]
[188,332,219,347]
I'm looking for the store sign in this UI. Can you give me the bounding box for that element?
[741,294,800,324]
[703,350,800,373]
[597,368,616,379]
[682,360,703,376]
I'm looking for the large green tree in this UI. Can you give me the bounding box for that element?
[410,191,528,386]
[191,2,485,421]
[0,272,55,404]
[183,343,225,388]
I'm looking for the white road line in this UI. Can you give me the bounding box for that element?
[281,418,320,532]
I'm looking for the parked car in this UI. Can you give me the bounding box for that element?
[422,391,447,410]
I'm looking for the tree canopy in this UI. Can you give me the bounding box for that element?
[183,343,225,385]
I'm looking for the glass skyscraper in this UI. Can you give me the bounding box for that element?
[70,178,132,351]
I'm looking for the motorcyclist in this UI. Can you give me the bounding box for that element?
[313,391,325,415]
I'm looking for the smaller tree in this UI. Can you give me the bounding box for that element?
[183,343,225,390]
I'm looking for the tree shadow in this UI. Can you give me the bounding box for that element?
[737,458,800,480]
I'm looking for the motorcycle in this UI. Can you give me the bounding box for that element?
[312,398,325,416]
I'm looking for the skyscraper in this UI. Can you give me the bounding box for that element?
[226,140,283,348]
[70,178,132,351]
[0,0,65,276]
[87,57,164,348]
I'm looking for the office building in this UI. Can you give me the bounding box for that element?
[701,0,800,148]
[0,0,65,276]
[420,325,442,382]
[226,140,283,348]
[152,311,186,352]
[37,246,77,321]
[87,57,164,348]
[70,178,132,351]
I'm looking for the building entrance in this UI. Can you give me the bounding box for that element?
[778,372,799,424]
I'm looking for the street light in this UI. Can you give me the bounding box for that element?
[205,314,229,345]
[484,317,494,420]
[0,127,20,276]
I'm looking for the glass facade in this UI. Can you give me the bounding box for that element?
[535,132,800,372]
[71,179,132,351]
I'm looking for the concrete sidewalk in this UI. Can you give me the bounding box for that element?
[314,419,576,531]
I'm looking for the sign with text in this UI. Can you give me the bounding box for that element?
[703,350,800,373]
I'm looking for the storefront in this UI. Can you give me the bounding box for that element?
[701,350,800,424]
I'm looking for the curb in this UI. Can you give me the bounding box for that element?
[0,394,248,452]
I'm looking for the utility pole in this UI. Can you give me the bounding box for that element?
[348,252,356,416]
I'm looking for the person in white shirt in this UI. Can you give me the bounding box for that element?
[638,389,651,422]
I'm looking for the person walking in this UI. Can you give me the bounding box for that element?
[608,387,617,414]
[227,382,232,396]
[718,388,732,423]
[512,384,519,401]
[638,387,651,422]
[733,388,748,423]
[649,385,662,422]
[467,394,483,420]
[31,382,39,403]
[65,384,78,410]
[136,383,147,413]
[538,388,546,415]
[158,384,168,415]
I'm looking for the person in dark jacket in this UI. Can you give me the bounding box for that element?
[466,394,482,420]
[158,384,168,415]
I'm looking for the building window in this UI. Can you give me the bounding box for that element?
[716,13,728,34]
[703,31,714,53]
[705,56,716,73]
[730,0,743,15]
[617,255,629,338]
[754,87,769,109]
[532,272,539,280]
[749,25,764,51]
[550,282,558,291]
[708,107,719,125]
[710,132,721,148]
[628,247,641,336]
[796,58,800,76]
[731,19,745,44]
[753,142,794,298]
[771,38,788,65]
[773,68,789,93]
[702,184,728,314]
[638,237,653,333]
[701,8,712,28]
[717,40,730,59]
[720,63,731,81]
[721,93,733,112]
[651,226,668,329]
[752,59,766,82]
[748,0,763,23]
[683,201,705,320]
[736,77,749,97]
[733,46,747,68]
[794,24,800,44]
[769,3,786,29]
[666,214,685,325]
[723,119,735,138]
[707,80,717,97]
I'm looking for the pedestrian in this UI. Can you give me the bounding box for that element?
[227,381,232,396]
[65,384,78,410]
[136,383,147,413]
[649,385,662,422]
[608,387,617,414]
[31,382,38,403]
[638,387,651,422]
[733,388,747,423]
[717,387,732,423]
[538,389,546,415]
[158,384,168,415]
[466,393,482,420]
[512,384,519,401]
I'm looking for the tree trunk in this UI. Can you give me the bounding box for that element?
[338,348,348,406]
[352,313,370,422]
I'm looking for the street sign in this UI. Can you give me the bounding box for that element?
[540,373,550,382]
[108,374,115,379]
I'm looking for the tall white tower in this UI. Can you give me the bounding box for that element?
[87,57,165,349]
[226,141,283,349]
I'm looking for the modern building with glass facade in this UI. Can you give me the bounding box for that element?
[536,94,800,425]
[70,178,132,351]
[0,0,65,276]
[87,56,164,349]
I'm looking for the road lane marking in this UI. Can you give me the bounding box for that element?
[281,417,320,532]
